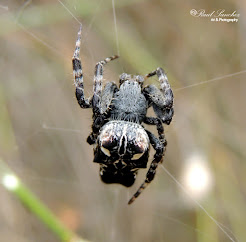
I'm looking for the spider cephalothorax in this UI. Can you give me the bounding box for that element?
[72,26,174,204]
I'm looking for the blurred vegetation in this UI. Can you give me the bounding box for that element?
[0,0,246,241]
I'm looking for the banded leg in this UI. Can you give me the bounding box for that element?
[144,67,174,124]
[87,82,118,144]
[144,117,166,144]
[87,114,107,144]
[128,130,166,204]
[92,55,119,115]
[72,25,91,108]
[146,68,172,107]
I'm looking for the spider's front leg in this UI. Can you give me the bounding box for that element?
[86,56,119,144]
[144,67,174,125]
[87,82,118,144]
[86,53,119,145]
[92,55,119,115]
[72,26,91,108]
[128,130,166,204]
[72,26,119,143]
[72,26,119,111]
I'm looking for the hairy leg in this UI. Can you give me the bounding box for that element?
[92,55,119,115]
[144,67,174,124]
[87,82,118,144]
[143,117,166,145]
[72,26,92,108]
[128,130,166,204]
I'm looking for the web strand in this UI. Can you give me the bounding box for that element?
[112,0,120,56]
[16,23,65,58]
[175,69,246,91]
[5,0,65,59]
[57,0,83,26]
[16,0,32,21]
[160,164,238,242]
[42,123,83,135]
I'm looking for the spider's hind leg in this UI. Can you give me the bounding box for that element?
[128,130,166,204]
[143,117,166,145]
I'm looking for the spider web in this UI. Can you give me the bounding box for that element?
[0,0,245,241]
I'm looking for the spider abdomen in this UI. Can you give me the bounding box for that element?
[94,120,150,187]
[98,120,149,160]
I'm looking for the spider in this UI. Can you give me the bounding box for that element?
[72,26,174,204]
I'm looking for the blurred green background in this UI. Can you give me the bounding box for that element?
[0,0,246,241]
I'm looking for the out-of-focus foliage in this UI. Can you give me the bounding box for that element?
[0,0,245,241]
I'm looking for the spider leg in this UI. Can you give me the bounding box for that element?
[100,82,118,115]
[128,130,166,204]
[87,56,119,144]
[72,26,91,108]
[144,67,174,125]
[87,82,118,144]
[143,117,166,145]
[92,55,119,115]
[87,114,107,144]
